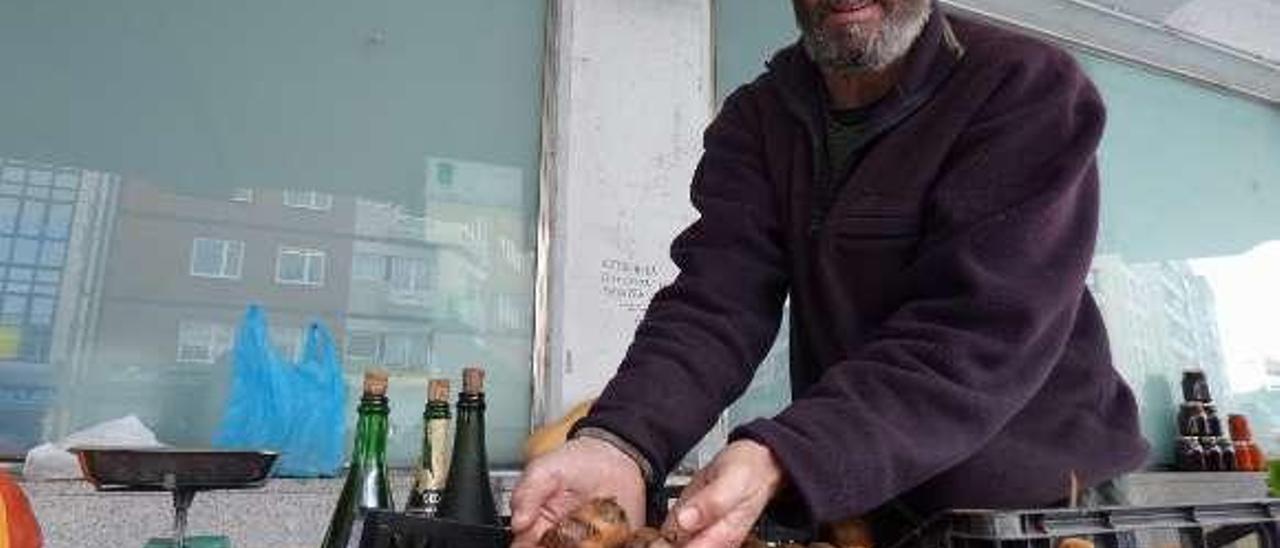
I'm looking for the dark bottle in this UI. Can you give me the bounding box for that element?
[1176,437,1206,472]
[322,370,394,548]
[1204,404,1223,437]
[1218,438,1238,472]
[1177,402,1209,437]
[1181,369,1212,402]
[437,366,500,526]
[406,379,453,516]
[1202,437,1224,471]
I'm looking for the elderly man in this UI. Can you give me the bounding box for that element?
[512,0,1149,546]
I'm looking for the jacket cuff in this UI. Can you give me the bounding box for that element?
[572,426,656,485]
[731,418,824,529]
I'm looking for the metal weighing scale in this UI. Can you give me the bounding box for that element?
[71,447,277,548]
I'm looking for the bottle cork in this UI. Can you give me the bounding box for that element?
[461,367,485,395]
[363,369,390,397]
[428,379,451,403]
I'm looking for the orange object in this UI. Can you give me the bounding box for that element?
[1234,440,1258,472]
[827,517,875,548]
[1229,414,1255,441]
[0,469,42,548]
[523,398,596,462]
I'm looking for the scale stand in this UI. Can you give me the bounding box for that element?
[139,475,227,548]
[70,447,277,548]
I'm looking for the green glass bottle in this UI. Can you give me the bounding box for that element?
[437,366,500,526]
[405,378,452,516]
[321,370,394,548]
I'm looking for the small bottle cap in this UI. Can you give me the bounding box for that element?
[363,369,390,396]
[428,379,450,402]
[462,366,485,395]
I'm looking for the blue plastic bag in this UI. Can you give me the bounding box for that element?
[214,305,347,477]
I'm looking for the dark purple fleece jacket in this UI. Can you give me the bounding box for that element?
[574,8,1149,525]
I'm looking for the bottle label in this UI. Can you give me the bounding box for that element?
[425,418,451,490]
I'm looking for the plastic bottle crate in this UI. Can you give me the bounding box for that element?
[894,500,1280,548]
[355,501,1280,548]
[358,511,510,548]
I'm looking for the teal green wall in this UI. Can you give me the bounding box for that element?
[0,0,545,211]
[1082,55,1280,262]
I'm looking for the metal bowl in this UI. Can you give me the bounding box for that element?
[71,447,277,491]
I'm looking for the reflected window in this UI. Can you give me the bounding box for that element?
[282,190,333,211]
[230,188,254,203]
[276,247,325,286]
[11,239,38,265]
[1,295,26,325]
[29,297,54,326]
[0,199,18,233]
[189,238,244,280]
[54,172,78,189]
[26,170,51,187]
[39,242,65,267]
[0,2,544,465]
[0,166,23,183]
[352,253,387,282]
[347,330,379,363]
[176,321,233,364]
[45,204,73,239]
[18,203,45,237]
[389,256,432,295]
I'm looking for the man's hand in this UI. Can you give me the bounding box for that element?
[663,440,784,548]
[510,436,646,548]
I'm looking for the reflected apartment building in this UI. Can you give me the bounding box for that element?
[61,182,356,447]
[1088,254,1229,454]
[0,158,114,455]
[0,155,535,459]
[347,158,534,462]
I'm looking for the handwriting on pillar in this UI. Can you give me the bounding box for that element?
[600,258,661,315]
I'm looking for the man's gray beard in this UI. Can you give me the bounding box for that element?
[798,1,931,73]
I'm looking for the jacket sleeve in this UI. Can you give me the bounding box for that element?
[572,87,790,484]
[732,49,1107,523]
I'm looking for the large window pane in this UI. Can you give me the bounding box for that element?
[0,2,544,465]
[17,202,45,237]
[0,198,18,234]
[190,238,244,279]
[45,204,73,239]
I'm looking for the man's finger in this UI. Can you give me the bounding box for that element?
[682,517,753,548]
[511,514,558,548]
[510,467,561,532]
[672,472,740,536]
[661,471,711,535]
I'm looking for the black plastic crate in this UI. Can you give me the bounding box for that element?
[895,500,1280,548]
[358,511,510,548]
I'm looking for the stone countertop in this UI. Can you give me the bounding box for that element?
[22,469,523,548]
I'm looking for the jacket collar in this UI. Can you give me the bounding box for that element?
[765,1,965,130]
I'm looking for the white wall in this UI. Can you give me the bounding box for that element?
[542,0,714,418]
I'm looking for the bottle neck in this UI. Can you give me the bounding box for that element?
[456,392,485,411]
[353,395,391,467]
[424,400,451,420]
